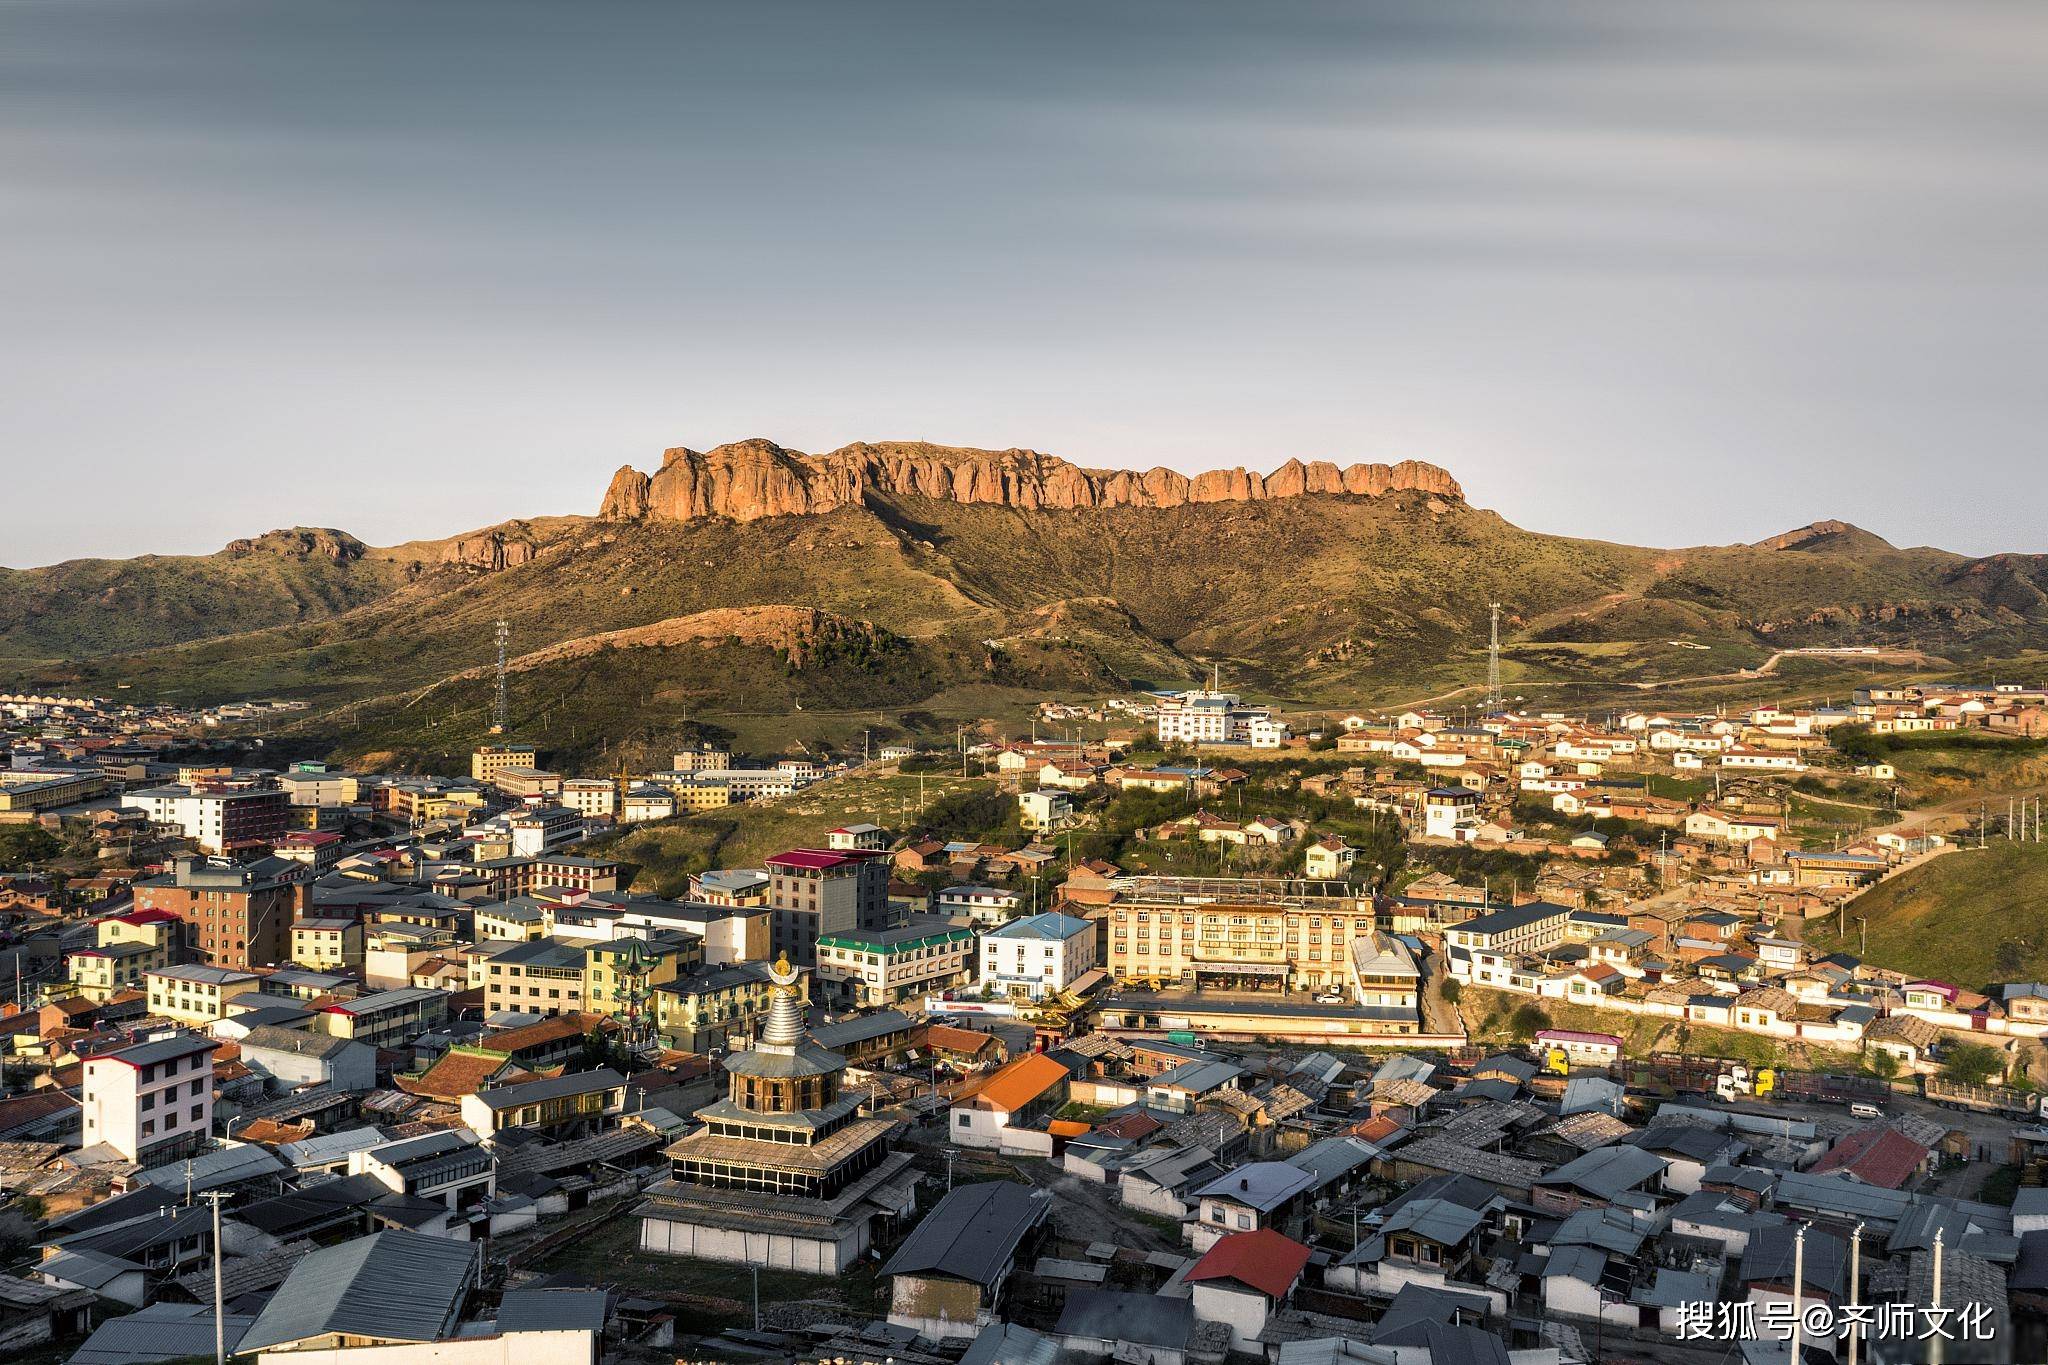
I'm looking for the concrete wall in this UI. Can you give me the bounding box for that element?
[1190,1282,1269,1352]
[638,1212,862,1273]
[888,1275,988,1341]
[257,1330,593,1365]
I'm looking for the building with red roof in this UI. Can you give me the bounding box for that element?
[1809,1125,1931,1190]
[1185,1228,1312,1350]
[764,848,891,966]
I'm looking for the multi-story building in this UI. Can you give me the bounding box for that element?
[66,907,185,1002]
[1018,789,1074,832]
[816,918,976,1009]
[482,938,589,1017]
[460,1067,626,1140]
[81,1032,218,1165]
[978,912,1097,1001]
[614,898,770,965]
[561,778,619,818]
[145,964,263,1023]
[290,916,365,973]
[125,781,290,855]
[692,869,771,907]
[352,1129,494,1210]
[132,855,310,970]
[503,805,585,857]
[1422,787,1482,840]
[471,744,538,783]
[620,785,676,823]
[273,830,344,870]
[654,961,777,1051]
[315,986,449,1048]
[0,767,114,813]
[826,824,888,851]
[765,848,892,967]
[277,762,358,808]
[670,745,733,773]
[936,883,1022,926]
[1101,877,1376,995]
[1443,901,1574,987]
[583,932,701,1022]
[492,766,566,799]
[1153,689,1272,746]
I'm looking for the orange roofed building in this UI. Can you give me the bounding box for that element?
[949,1052,1070,1152]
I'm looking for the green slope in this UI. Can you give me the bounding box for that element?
[1806,842,2048,988]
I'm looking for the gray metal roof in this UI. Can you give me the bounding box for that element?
[496,1287,609,1334]
[97,1033,217,1068]
[239,1229,480,1351]
[1053,1287,1194,1349]
[1533,1144,1667,1199]
[471,1067,624,1112]
[238,1025,360,1059]
[1540,1245,1607,1284]
[879,1181,1049,1286]
[959,1322,1061,1365]
[1288,1135,1380,1190]
[1194,1161,1317,1212]
[1379,1197,1487,1248]
[39,1248,144,1291]
[68,1304,252,1365]
[133,1142,287,1192]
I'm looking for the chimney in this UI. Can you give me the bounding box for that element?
[1240,1178,1250,1191]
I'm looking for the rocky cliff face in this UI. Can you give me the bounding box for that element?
[223,528,366,561]
[598,439,1463,523]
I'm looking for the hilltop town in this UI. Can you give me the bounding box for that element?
[0,671,2043,1364]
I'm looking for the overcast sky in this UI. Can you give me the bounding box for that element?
[4,0,2044,567]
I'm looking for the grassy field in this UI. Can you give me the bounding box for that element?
[594,768,997,894]
[1807,841,2048,988]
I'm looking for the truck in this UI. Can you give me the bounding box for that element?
[1775,1070,1892,1107]
[1922,1075,2041,1118]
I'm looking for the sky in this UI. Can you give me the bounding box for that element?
[3,0,2045,568]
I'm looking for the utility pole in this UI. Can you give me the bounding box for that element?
[1930,1228,1945,1365]
[1790,1222,1806,1365]
[1847,1221,1864,1365]
[203,1190,229,1365]
[1486,602,1502,708]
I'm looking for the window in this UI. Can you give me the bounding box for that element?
[956,1112,970,1127]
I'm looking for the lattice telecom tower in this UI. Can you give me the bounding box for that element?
[490,618,509,735]
[1486,601,1502,707]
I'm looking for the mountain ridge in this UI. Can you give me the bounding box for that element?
[598,438,1465,523]
[4,441,2046,769]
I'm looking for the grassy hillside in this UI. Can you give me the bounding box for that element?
[1806,842,2048,988]
[0,529,418,659]
[594,769,995,896]
[5,483,2047,762]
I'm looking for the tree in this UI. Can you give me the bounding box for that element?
[1868,1049,1900,1080]
[1507,1003,1551,1041]
[1941,1042,2006,1088]
[0,825,60,869]
[1440,979,1462,1005]
[1994,939,2027,979]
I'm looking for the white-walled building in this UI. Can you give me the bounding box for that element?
[977,912,1096,1001]
[1422,787,1481,840]
[81,1033,218,1164]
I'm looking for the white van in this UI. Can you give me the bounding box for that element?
[1849,1101,1885,1120]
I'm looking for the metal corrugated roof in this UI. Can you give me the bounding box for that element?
[238,1229,479,1351]
[879,1181,1048,1287]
